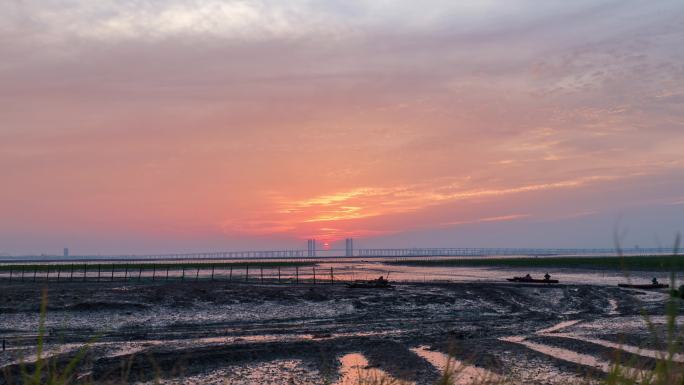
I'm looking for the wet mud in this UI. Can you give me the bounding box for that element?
[0,279,680,384]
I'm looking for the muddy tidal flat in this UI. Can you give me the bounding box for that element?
[0,279,681,384]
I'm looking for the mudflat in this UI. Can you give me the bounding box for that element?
[0,281,679,384]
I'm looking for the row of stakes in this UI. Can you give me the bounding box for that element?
[0,266,335,354]
[0,265,337,285]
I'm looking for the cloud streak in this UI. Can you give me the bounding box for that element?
[224,174,628,239]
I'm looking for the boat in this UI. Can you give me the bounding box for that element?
[345,280,394,289]
[618,283,669,289]
[507,276,559,284]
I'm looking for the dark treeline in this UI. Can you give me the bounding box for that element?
[389,255,684,271]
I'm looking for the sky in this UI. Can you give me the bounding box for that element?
[1,0,683,255]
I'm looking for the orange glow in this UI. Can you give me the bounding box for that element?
[220,175,632,241]
[1,1,683,254]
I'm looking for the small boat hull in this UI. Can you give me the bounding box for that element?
[346,282,394,289]
[618,283,669,289]
[507,278,559,284]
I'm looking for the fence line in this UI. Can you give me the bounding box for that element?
[0,263,344,285]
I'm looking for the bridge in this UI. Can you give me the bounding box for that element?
[355,247,673,257]
[0,245,675,262]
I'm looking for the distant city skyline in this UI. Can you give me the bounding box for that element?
[1,1,683,254]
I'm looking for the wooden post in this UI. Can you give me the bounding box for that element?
[97,264,101,282]
[138,265,142,281]
[229,266,233,282]
[166,266,170,281]
[211,265,215,281]
[83,264,87,282]
[9,267,12,283]
[296,266,299,284]
[181,266,185,281]
[260,266,263,284]
[195,266,200,281]
[152,264,156,281]
[21,266,25,282]
[124,265,128,281]
[330,267,334,285]
[245,265,249,282]
[278,267,281,284]
[33,267,37,282]
[56,267,60,282]
[46,266,50,282]
[313,267,316,285]
[111,264,115,281]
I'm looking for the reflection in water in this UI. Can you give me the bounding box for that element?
[535,320,582,334]
[500,319,610,371]
[608,299,619,315]
[334,353,411,385]
[411,346,497,385]
[534,319,684,363]
[3,258,683,285]
[551,333,684,363]
[500,336,611,371]
[501,319,653,379]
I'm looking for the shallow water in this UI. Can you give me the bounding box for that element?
[410,346,497,385]
[551,333,684,363]
[500,336,612,371]
[498,317,681,380]
[334,353,408,385]
[536,320,583,334]
[2,259,682,286]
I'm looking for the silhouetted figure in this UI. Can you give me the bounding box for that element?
[544,273,551,281]
[377,276,387,284]
[652,277,659,285]
[524,274,532,280]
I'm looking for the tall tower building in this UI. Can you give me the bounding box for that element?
[307,239,317,257]
[345,238,354,257]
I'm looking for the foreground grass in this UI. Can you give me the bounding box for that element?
[389,255,684,271]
